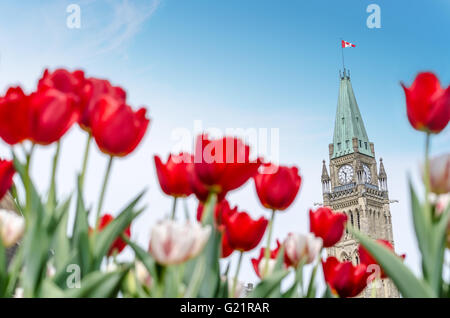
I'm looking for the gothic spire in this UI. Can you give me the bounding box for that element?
[321,160,330,181]
[378,158,387,178]
[331,71,374,159]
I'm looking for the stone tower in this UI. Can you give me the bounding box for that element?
[321,69,399,298]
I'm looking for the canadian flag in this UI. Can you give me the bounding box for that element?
[341,40,356,48]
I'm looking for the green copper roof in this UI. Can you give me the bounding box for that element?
[331,70,374,159]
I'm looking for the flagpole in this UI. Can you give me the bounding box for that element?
[340,38,345,71]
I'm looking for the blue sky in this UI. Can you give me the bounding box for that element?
[0,0,449,290]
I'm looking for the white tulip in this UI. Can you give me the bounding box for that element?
[284,233,322,267]
[0,209,25,247]
[149,220,211,265]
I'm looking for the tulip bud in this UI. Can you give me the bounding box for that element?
[0,209,25,247]
[135,261,152,287]
[284,233,323,267]
[149,220,211,265]
[46,264,56,278]
[427,153,450,195]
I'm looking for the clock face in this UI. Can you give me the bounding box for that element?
[338,165,354,184]
[363,164,371,183]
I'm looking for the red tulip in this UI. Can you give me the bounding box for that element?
[154,152,193,197]
[28,88,80,145]
[91,95,149,157]
[254,163,301,211]
[196,199,237,226]
[0,160,15,201]
[193,135,261,197]
[224,210,268,252]
[401,72,450,134]
[98,214,131,256]
[38,68,85,106]
[251,240,283,278]
[221,231,234,258]
[309,207,347,247]
[187,162,210,202]
[358,239,405,280]
[79,77,126,132]
[0,87,30,145]
[322,256,369,298]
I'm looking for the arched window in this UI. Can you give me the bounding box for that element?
[350,211,354,227]
[356,210,361,230]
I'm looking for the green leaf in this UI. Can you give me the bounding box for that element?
[52,198,72,270]
[0,239,7,296]
[65,268,130,298]
[184,255,207,297]
[306,257,321,298]
[350,227,435,298]
[248,270,289,298]
[430,201,450,295]
[408,179,432,276]
[72,177,91,275]
[197,227,221,297]
[39,279,65,298]
[281,260,306,298]
[91,191,145,270]
[124,237,158,283]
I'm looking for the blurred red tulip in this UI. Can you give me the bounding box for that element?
[98,214,131,256]
[0,87,30,145]
[187,162,210,202]
[154,153,193,197]
[322,256,369,298]
[0,160,15,201]
[91,95,149,157]
[224,210,268,252]
[194,135,261,197]
[79,77,126,132]
[401,72,450,134]
[221,231,234,258]
[38,68,85,106]
[254,164,301,211]
[358,239,405,280]
[28,88,80,145]
[309,207,347,248]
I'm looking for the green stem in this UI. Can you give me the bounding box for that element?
[424,132,431,220]
[95,156,114,231]
[79,134,92,189]
[47,141,61,211]
[201,191,217,225]
[24,144,35,216]
[171,197,178,220]
[262,209,276,277]
[231,251,244,297]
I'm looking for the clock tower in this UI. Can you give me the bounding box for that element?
[321,69,399,297]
